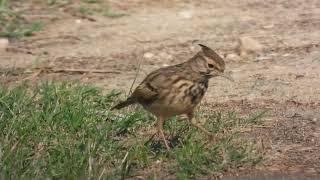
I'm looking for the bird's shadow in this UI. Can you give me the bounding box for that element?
[144,126,190,153]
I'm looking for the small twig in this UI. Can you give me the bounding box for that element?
[121,151,130,165]
[23,69,42,81]
[126,34,174,43]
[69,10,96,22]
[144,133,157,146]
[26,67,121,74]
[127,47,143,97]
[88,144,93,179]
[20,35,81,43]
[98,168,106,180]
[7,47,35,55]
[10,141,20,153]
[47,68,120,74]
[125,34,152,43]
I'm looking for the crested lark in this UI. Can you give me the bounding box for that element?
[111,44,232,150]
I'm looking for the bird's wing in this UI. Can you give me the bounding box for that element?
[131,81,159,105]
[131,66,190,104]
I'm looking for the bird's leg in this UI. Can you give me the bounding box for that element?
[187,112,214,138]
[157,116,170,150]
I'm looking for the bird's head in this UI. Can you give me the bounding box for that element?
[189,44,233,81]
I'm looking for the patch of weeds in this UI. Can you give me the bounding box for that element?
[0,0,43,38]
[102,9,129,18]
[79,6,129,18]
[0,82,121,179]
[81,0,98,4]
[44,0,71,6]
[0,82,264,179]
[119,144,150,178]
[79,6,95,15]
[0,0,9,7]
[168,112,264,179]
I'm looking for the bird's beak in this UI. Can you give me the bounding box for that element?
[217,72,234,82]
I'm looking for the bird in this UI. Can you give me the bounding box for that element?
[111,44,232,150]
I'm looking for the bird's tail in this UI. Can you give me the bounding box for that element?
[111,97,136,110]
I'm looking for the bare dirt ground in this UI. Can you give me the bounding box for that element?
[1,0,320,178]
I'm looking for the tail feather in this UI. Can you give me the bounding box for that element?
[111,97,136,110]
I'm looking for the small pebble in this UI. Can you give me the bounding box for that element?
[0,38,9,52]
[178,11,193,19]
[226,53,241,61]
[239,36,264,56]
[263,24,275,29]
[75,19,82,24]
[143,52,154,59]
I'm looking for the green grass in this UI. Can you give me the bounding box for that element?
[0,82,264,179]
[0,0,43,38]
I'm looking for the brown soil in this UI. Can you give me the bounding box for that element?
[1,0,320,178]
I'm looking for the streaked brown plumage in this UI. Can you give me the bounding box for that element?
[112,44,232,150]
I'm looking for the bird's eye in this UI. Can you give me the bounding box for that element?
[208,64,214,68]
